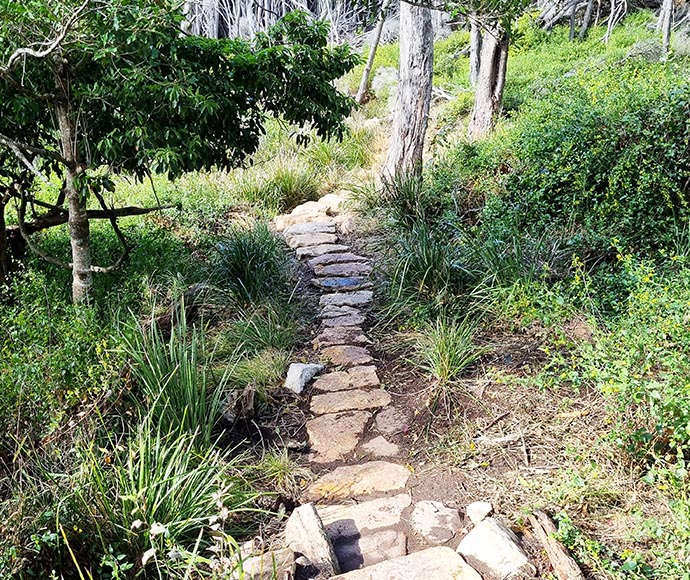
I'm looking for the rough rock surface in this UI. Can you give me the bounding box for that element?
[466,501,493,525]
[310,389,391,415]
[304,461,411,502]
[238,547,295,580]
[284,363,325,395]
[314,327,370,348]
[318,494,412,536]
[457,518,536,579]
[410,501,463,545]
[321,345,374,366]
[287,232,339,249]
[362,436,400,457]
[330,546,482,580]
[313,277,372,292]
[374,407,411,436]
[322,313,368,328]
[283,222,336,236]
[315,262,372,277]
[331,529,407,572]
[308,252,369,268]
[319,291,373,307]
[284,504,340,577]
[320,304,362,319]
[307,411,372,463]
[296,244,350,259]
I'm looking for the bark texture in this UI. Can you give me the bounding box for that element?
[469,16,482,88]
[661,0,673,56]
[56,98,92,303]
[383,2,433,178]
[0,198,7,287]
[468,22,508,141]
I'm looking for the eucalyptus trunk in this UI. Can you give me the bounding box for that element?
[383,2,433,178]
[469,15,482,88]
[468,22,508,141]
[0,198,7,287]
[661,0,673,57]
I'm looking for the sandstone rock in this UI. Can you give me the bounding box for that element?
[322,345,373,366]
[322,313,367,328]
[312,366,380,391]
[284,363,325,395]
[331,529,407,572]
[286,232,339,249]
[274,212,327,232]
[312,371,351,392]
[237,547,295,580]
[318,193,345,213]
[285,504,340,577]
[330,546,482,580]
[320,304,362,318]
[374,407,411,436]
[312,277,372,292]
[318,494,412,537]
[362,435,400,457]
[347,365,380,387]
[308,252,369,268]
[310,389,390,414]
[466,501,493,525]
[457,518,536,580]
[296,244,350,259]
[319,291,373,307]
[284,222,336,236]
[304,461,410,502]
[337,216,359,235]
[411,501,463,545]
[314,262,372,277]
[314,327,370,348]
[292,201,326,216]
[307,411,371,463]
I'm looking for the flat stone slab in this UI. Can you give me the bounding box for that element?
[457,518,536,580]
[312,366,380,392]
[319,291,373,307]
[296,244,350,259]
[332,529,407,572]
[318,494,412,537]
[314,327,370,348]
[309,252,369,268]
[274,212,328,231]
[310,389,390,414]
[312,277,372,291]
[331,546,482,580]
[284,222,336,236]
[322,345,373,366]
[411,501,463,545]
[375,407,412,436]
[287,232,339,249]
[304,461,411,502]
[362,435,400,457]
[315,262,372,277]
[320,304,362,319]
[307,411,371,463]
[322,313,367,328]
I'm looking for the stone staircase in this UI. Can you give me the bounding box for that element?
[238,194,543,579]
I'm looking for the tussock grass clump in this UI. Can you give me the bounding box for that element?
[220,303,300,357]
[212,222,291,304]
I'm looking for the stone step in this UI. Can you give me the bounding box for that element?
[296,244,350,259]
[312,366,380,392]
[312,277,372,292]
[310,388,390,415]
[319,290,373,307]
[321,345,374,366]
[330,546,482,580]
[304,461,411,502]
[287,232,339,249]
[308,252,369,268]
[307,411,372,464]
[283,221,336,236]
[322,313,367,328]
[314,327,370,348]
[314,262,372,277]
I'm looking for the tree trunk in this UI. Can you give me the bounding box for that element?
[569,0,577,40]
[579,0,594,39]
[356,0,392,104]
[468,22,508,141]
[661,0,673,57]
[469,15,482,88]
[56,101,92,303]
[382,2,433,179]
[0,198,7,288]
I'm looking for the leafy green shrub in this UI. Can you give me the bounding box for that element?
[262,159,320,213]
[212,222,291,304]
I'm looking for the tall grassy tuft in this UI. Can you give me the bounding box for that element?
[213,222,291,304]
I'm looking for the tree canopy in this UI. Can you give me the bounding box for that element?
[0,0,358,300]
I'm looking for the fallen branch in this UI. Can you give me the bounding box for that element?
[529,510,585,580]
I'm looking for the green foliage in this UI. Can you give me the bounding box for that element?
[221,304,300,357]
[212,222,291,304]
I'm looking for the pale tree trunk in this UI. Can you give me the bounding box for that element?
[356,0,393,104]
[469,15,482,88]
[56,96,92,303]
[383,1,433,178]
[0,198,7,288]
[579,0,594,39]
[468,22,508,141]
[660,0,673,57]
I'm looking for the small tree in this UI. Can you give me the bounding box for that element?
[0,0,357,302]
